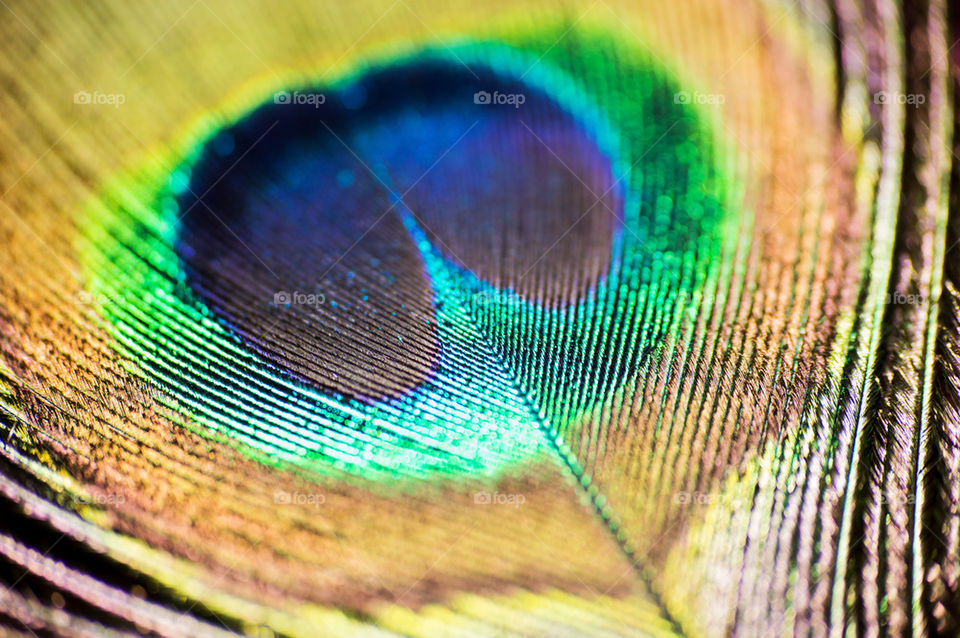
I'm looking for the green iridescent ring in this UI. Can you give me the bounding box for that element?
[78,27,738,481]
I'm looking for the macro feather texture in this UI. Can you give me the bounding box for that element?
[0,0,958,636]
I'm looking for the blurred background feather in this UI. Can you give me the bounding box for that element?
[0,0,958,636]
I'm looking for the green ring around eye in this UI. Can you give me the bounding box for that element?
[76,25,740,481]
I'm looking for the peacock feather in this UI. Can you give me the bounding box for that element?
[0,0,957,636]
